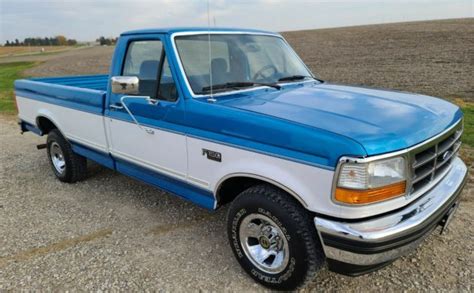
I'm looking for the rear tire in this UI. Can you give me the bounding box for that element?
[227,184,325,290]
[46,129,87,183]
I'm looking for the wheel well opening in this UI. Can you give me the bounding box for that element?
[216,176,308,209]
[36,117,57,135]
[216,177,264,207]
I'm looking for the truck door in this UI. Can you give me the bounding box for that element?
[105,35,187,182]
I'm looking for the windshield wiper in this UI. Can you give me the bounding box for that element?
[277,75,314,82]
[201,81,281,93]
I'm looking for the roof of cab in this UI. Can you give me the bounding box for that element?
[121,27,278,36]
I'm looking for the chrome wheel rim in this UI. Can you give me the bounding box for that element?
[50,142,66,174]
[239,213,290,274]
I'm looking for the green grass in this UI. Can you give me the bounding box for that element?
[460,103,474,147]
[0,62,37,114]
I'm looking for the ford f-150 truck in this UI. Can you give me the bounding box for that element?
[15,28,467,290]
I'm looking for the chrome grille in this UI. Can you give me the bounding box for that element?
[409,122,463,194]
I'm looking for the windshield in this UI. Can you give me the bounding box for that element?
[174,34,313,95]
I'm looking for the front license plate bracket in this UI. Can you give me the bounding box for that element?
[439,201,459,235]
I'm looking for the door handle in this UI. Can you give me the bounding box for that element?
[110,103,124,110]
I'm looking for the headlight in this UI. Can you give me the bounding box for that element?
[335,156,407,204]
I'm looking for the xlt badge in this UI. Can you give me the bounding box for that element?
[202,149,222,162]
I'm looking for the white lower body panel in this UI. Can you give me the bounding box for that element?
[16,96,108,152]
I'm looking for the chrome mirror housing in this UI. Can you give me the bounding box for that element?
[111,76,139,94]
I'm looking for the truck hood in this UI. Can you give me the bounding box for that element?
[218,83,462,155]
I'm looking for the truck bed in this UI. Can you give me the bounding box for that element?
[14,75,109,113]
[15,74,110,158]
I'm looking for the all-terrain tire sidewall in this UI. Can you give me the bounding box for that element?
[46,129,87,183]
[227,185,324,290]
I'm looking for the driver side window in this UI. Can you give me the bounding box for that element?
[122,40,163,98]
[122,40,178,101]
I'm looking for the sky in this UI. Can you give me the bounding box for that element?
[0,0,472,43]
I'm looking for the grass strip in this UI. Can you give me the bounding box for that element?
[0,62,37,114]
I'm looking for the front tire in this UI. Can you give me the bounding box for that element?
[227,184,325,290]
[46,129,87,183]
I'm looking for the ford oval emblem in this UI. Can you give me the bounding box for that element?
[442,151,452,161]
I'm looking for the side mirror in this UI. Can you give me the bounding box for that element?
[111,76,139,94]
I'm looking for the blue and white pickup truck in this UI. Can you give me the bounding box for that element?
[15,28,467,290]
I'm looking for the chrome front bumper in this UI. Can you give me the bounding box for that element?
[315,157,467,276]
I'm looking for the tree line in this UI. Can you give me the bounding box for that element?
[3,35,119,47]
[4,36,77,46]
[96,36,118,46]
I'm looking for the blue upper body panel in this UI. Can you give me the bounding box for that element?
[16,28,463,169]
[215,82,463,155]
[15,75,108,114]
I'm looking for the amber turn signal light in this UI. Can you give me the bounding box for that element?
[335,181,406,204]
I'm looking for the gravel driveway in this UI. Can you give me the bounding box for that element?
[1,116,472,291]
[1,19,473,291]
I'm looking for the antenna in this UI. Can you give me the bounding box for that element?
[207,0,216,102]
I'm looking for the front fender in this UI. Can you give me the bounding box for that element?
[186,136,337,215]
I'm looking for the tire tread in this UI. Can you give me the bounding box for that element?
[47,129,87,183]
[228,184,325,290]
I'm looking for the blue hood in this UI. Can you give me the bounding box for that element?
[218,82,462,155]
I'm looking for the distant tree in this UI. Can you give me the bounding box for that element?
[56,35,67,46]
[67,39,77,46]
[5,40,10,46]
[15,39,19,46]
[97,36,116,46]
